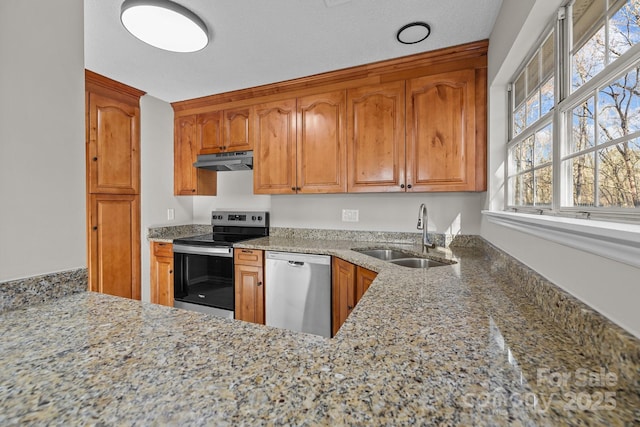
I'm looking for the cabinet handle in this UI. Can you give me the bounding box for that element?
[158,243,166,246]
[291,187,296,191]
[169,270,173,274]
[92,157,97,161]
[400,184,405,189]
[257,281,263,286]
[347,305,353,310]
[192,189,196,193]
[296,187,301,191]
[241,249,252,253]
[407,184,412,189]
[92,226,97,230]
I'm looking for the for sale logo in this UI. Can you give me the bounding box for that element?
[460,367,618,414]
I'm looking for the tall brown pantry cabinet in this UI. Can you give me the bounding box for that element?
[85,70,145,300]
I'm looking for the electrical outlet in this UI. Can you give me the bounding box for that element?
[341,209,359,222]
[167,208,175,221]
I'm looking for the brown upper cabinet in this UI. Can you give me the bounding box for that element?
[347,81,406,192]
[87,92,140,195]
[406,70,479,191]
[252,98,297,194]
[253,90,346,194]
[172,40,488,194]
[198,108,252,155]
[174,115,217,195]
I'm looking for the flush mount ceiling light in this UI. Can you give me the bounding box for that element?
[120,0,209,53]
[396,22,431,45]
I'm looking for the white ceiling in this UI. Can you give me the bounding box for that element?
[85,0,503,103]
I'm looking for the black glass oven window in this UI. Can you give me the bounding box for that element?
[174,253,234,311]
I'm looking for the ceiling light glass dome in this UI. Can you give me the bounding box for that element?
[121,0,209,53]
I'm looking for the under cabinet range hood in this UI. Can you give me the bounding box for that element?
[193,151,253,171]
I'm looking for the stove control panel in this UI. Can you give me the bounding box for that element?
[211,211,269,228]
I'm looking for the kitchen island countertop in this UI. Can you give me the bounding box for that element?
[1,236,638,426]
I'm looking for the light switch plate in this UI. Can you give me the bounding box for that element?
[167,208,175,221]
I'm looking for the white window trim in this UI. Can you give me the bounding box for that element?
[483,210,640,269]
[506,2,640,219]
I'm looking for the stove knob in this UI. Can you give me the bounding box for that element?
[252,216,257,221]
[257,216,263,221]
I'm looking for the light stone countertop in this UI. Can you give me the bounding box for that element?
[1,236,638,425]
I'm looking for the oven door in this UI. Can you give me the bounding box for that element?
[173,245,234,315]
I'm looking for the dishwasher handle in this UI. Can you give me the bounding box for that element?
[288,260,305,267]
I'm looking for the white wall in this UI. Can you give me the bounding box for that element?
[140,95,193,302]
[484,0,640,338]
[0,0,85,282]
[192,176,484,235]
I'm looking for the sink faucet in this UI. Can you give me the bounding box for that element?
[417,203,436,253]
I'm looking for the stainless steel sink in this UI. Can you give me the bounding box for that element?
[352,248,413,261]
[389,258,450,268]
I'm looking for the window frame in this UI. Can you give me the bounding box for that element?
[506,0,640,222]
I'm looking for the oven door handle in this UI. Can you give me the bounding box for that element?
[173,245,233,257]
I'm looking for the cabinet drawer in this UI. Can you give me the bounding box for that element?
[153,242,173,258]
[234,248,263,266]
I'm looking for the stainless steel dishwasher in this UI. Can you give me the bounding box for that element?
[265,251,331,338]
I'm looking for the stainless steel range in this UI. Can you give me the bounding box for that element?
[172,211,269,318]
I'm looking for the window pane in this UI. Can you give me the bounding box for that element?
[509,176,521,205]
[527,52,540,95]
[609,0,640,61]
[522,136,534,171]
[571,97,595,154]
[572,0,605,46]
[573,27,606,91]
[535,123,553,166]
[598,140,640,207]
[569,153,596,207]
[514,104,526,136]
[508,143,520,175]
[514,71,526,107]
[597,67,640,144]
[522,171,534,205]
[535,165,553,206]
[541,77,554,116]
[526,92,540,126]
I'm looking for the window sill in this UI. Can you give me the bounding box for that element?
[482,210,640,269]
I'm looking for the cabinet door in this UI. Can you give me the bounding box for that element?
[224,108,252,152]
[253,99,297,194]
[150,243,173,307]
[332,258,356,336]
[347,81,406,192]
[174,115,217,195]
[88,194,140,300]
[234,264,264,324]
[88,93,140,194]
[406,70,476,191]
[297,90,346,193]
[197,111,223,154]
[355,266,377,303]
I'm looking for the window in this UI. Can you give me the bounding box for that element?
[507,0,640,218]
[508,30,555,207]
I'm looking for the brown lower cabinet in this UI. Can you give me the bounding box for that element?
[150,242,173,307]
[88,194,140,299]
[234,249,265,324]
[332,258,377,336]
